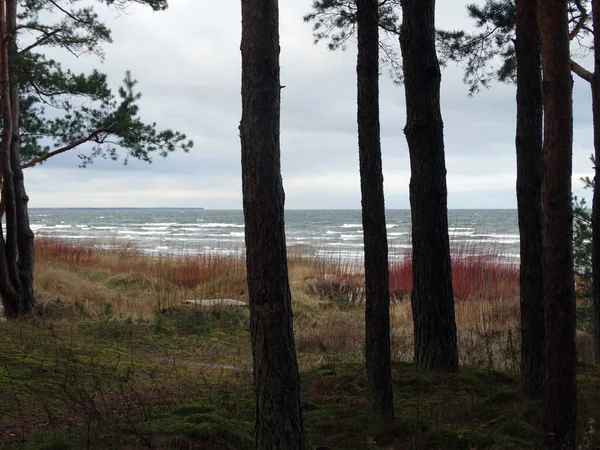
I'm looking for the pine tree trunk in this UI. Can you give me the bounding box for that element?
[515,0,544,400]
[0,0,22,318]
[356,0,394,423]
[7,0,34,315]
[539,0,577,447]
[239,1,305,448]
[400,0,459,372]
[591,0,600,364]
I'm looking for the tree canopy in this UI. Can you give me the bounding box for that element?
[11,0,193,169]
[437,0,593,94]
[304,0,403,82]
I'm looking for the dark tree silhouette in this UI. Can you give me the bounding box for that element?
[400,0,459,372]
[591,0,600,363]
[239,0,305,448]
[539,0,577,447]
[356,0,394,422]
[514,0,544,400]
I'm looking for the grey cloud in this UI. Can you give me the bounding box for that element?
[24,0,596,209]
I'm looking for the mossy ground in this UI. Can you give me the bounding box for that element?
[1,306,599,449]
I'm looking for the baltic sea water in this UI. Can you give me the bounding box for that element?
[30,209,519,263]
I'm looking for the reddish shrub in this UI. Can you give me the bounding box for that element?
[389,247,519,302]
[35,236,99,267]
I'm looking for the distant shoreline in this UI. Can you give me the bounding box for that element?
[28,207,519,211]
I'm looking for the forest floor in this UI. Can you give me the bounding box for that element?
[0,237,599,449]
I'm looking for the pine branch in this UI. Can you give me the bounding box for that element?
[20,122,117,169]
[18,29,64,54]
[569,0,589,40]
[571,58,593,82]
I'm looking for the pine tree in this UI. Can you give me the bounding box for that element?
[437,0,600,366]
[0,0,192,318]
[305,0,459,373]
[400,0,459,372]
[240,0,305,447]
[514,0,544,400]
[539,0,578,446]
[591,0,600,363]
[356,0,394,422]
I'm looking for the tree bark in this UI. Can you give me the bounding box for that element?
[591,0,600,363]
[400,0,459,372]
[515,0,544,400]
[239,1,305,448]
[7,0,34,315]
[0,0,23,318]
[356,0,394,423]
[539,0,577,447]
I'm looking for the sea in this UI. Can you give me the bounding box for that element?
[29,209,520,264]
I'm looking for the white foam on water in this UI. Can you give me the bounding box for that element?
[477,234,520,239]
[117,230,169,236]
[197,223,244,228]
[340,234,362,240]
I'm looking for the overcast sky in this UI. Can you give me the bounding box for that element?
[24,0,596,209]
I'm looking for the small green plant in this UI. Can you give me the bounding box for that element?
[154,311,165,332]
[52,297,66,319]
[334,295,352,311]
[573,194,592,299]
[103,303,114,318]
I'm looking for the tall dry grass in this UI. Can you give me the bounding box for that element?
[34,237,247,318]
[32,236,595,367]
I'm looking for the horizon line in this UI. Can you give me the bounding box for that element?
[28,207,519,211]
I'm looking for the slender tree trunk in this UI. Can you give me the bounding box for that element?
[7,0,35,315]
[539,0,577,447]
[515,0,544,400]
[239,1,305,448]
[356,0,394,423]
[592,0,600,363]
[0,0,22,318]
[400,0,459,372]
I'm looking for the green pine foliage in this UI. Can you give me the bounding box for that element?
[436,0,592,94]
[303,0,403,83]
[573,194,592,298]
[11,0,193,169]
[436,0,517,95]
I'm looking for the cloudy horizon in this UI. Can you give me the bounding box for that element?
[23,0,596,210]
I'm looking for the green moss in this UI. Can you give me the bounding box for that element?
[142,408,253,448]
[78,269,153,291]
[2,320,599,450]
[170,403,216,416]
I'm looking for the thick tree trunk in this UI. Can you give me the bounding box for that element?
[356,0,394,423]
[592,0,600,363]
[539,0,577,447]
[515,0,544,400]
[400,0,459,372]
[239,1,305,448]
[7,0,35,315]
